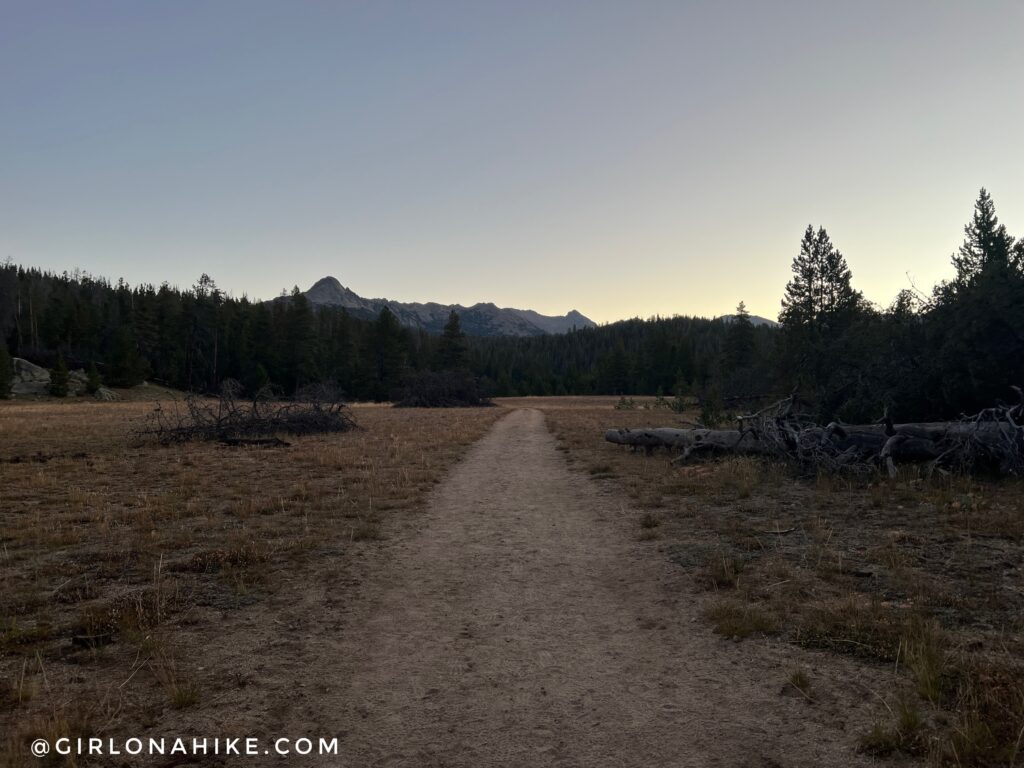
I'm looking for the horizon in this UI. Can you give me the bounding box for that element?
[3,263,778,326]
[2,2,1023,323]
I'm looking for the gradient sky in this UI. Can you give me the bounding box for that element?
[2,1,1022,323]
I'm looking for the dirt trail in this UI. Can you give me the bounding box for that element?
[196,408,888,766]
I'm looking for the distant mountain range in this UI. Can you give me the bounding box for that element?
[301,277,596,337]
[294,277,780,336]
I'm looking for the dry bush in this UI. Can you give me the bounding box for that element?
[136,380,358,444]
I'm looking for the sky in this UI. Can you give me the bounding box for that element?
[1,1,1022,324]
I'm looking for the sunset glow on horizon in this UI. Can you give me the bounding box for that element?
[2,1,1022,323]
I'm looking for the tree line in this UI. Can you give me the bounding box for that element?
[2,189,1022,421]
[774,188,1024,421]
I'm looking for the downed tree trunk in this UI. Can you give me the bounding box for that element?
[605,392,1024,477]
[605,427,765,458]
[606,423,1007,453]
[598,423,942,460]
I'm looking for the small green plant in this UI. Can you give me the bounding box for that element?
[150,642,201,709]
[0,618,53,652]
[668,379,692,412]
[0,343,13,399]
[699,388,726,427]
[85,362,101,395]
[699,550,745,589]
[903,618,949,703]
[48,354,70,397]
[859,697,927,757]
[614,395,636,410]
[170,680,200,709]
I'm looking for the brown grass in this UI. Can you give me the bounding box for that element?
[531,396,1024,767]
[704,599,778,638]
[0,398,503,763]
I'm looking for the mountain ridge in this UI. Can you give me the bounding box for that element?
[301,277,596,337]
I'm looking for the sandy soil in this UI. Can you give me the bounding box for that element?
[183,408,890,767]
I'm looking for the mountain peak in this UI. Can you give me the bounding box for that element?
[310,276,343,290]
[304,276,360,306]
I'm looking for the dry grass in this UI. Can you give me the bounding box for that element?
[5,393,1021,765]
[531,396,1024,767]
[704,599,777,638]
[0,398,503,763]
[786,669,813,700]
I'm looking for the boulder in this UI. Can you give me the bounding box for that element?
[95,386,120,401]
[12,358,51,396]
[9,358,118,399]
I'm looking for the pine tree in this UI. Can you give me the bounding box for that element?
[0,342,13,399]
[85,361,101,394]
[929,189,1024,413]
[371,307,407,400]
[600,343,630,394]
[107,326,148,387]
[778,226,867,418]
[188,273,224,390]
[723,301,754,371]
[252,362,271,393]
[819,233,860,318]
[48,354,69,397]
[779,226,860,328]
[779,226,818,327]
[951,188,1015,286]
[282,288,318,392]
[436,310,468,371]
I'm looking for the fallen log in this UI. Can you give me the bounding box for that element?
[605,423,1011,461]
[604,424,963,455]
[605,427,764,456]
[605,392,1024,476]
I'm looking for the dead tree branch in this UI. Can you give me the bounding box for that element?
[605,389,1024,477]
[136,380,359,446]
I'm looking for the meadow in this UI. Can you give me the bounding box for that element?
[524,397,1024,764]
[0,398,502,765]
[2,395,1022,766]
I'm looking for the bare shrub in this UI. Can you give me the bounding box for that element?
[137,380,359,445]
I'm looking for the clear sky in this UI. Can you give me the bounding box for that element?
[2,1,1022,323]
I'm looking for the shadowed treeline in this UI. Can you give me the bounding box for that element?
[2,190,1022,420]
